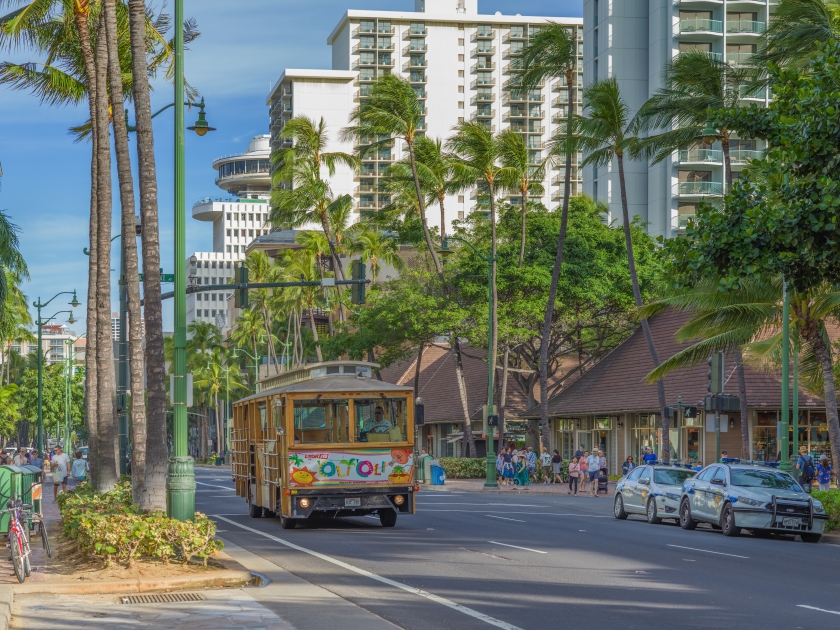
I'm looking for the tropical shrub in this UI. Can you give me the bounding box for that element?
[57,481,223,566]
[812,489,840,533]
[439,457,486,478]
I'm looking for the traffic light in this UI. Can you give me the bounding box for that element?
[487,414,499,427]
[707,353,723,394]
[234,264,249,309]
[351,259,366,305]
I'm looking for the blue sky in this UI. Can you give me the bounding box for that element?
[0,0,581,333]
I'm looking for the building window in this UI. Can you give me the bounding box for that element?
[458,54,464,62]
[458,38,464,46]
[458,101,464,109]
[226,246,231,253]
[458,70,464,77]
[226,213,231,220]
[458,86,464,93]
[458,211,465,219]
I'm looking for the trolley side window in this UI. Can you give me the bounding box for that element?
[292,399,350,444]
[259,402,267,431]
[355,397,408,443]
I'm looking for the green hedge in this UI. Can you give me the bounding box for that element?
[57,481,223,567]
[439,458,486,478]
[812,489,840,532]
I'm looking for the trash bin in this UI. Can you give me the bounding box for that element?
[0,466,23,534]
[215,457,222,466]
[431,465,446,485]
[415,454,431,483]
[424,458,440,483]
[19,465,43,517]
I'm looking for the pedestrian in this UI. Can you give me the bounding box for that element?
[586,450,601,497]
[568,457,580,495]
[579,451,589,493]
[539,447,551,484]
[0,450,11,466]
[815,455,835,491]
[796,449,815,491]
[598,450,607,471]
[552,449,563,484]
[526,447,537,481]
[71,450,87,487]
[574,444,585,460]
[50,446,71,500]
[28,450,43,471]
[502,447,515,485]
[693,461,704,472]
[622,456,635,476]
[13,447,26,466]
[496,450,504,485]
[514,449,530,489]
[642,446,657,465]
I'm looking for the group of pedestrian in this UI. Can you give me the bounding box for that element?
[496,444,568,489]
[0,445,88,500]
[797,449,836,491]
[567,445,607,497]
[0,447,44,469]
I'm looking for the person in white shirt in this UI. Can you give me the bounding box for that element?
[13,448,27,467]
[50,446,71,500]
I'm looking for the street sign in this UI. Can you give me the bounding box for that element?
[704,394,740,412]
[139,270,175,282]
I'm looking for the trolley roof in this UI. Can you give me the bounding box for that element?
[236,361,413,405]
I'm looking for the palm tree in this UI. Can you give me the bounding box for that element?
[575,78,672,460]
[193,347,244,457]
[282,249,328,362]
[517,22,579,449]
[243,251,280,373]
[230,308,265,386]
[271,116,358,280]
[637,51,754,188]
[496,128,547,268]
[348,225,403,284]
[755,0,840,71]
[387,136,458,241]
[342,74,442,275]
[642,277,840,469]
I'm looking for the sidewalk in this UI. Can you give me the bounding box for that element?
[423,477,618,495]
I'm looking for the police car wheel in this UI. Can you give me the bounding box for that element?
[646,498,661,524]
[680,498,697,530]
[613,494,628,520]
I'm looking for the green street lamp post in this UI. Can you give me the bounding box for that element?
[34,291,78,454]
[167,0,216,521]
[64,335,85,450]
[233,348,260,390]
[440,236,498,489]
[779,279,793,472]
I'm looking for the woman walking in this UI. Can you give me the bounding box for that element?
[514,449,530,489]
[622,455,635,476]
[496,450,504,485]
[568,457,580,495]
[552,449,563,484]
[579,450,589,493]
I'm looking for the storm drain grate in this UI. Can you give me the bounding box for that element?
[120,592,206,605]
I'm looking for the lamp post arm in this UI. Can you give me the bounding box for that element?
[34,291,76,311]
[84,234,121,256]
[446,236,494,262]
[126,101,204,133]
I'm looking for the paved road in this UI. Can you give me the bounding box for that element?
[195,468,840,630]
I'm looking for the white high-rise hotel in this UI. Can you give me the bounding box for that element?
[267,0,583,232]
[582,0,771,238]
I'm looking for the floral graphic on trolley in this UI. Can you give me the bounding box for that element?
[288,449,414,486]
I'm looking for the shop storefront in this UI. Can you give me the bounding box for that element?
[753,409,831,462]
[553,417,616,470]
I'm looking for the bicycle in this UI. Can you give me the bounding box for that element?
[3,499,32,583]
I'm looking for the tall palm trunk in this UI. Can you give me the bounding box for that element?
[128,0,167,511]
[487,181,500,436]
[616,152,671,461]
[518,183,529,268]
[72,0,100,488]
[539,71,575,452]
[93,12,119,490]
[308,308,323,362]
[103,0,147,504]
[451,336,477,457]
[407,141,442,275]
[801,320,840,470]
[318,214,346,281]
[499,346,510,454]
[215,392,222,457]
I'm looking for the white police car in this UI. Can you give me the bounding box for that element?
[678,460,828,542]
[614,465,697,524]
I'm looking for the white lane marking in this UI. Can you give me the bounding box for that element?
[420,510,610,517]
[196,482,235,490]
[214,516,523,630]
[487,541,547,554]
[666,544,749,559]
[798,605,840,616]
[486,515,525,523]
[419,503,542,507]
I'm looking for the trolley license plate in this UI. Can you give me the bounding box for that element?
[345,498,361,507]
[783,517,801,527]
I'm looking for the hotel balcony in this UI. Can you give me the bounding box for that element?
[474,46,496,56]
[674,19,723,36]
[726,20,765,35]
[472,93,496,104]
[404,43,428,54]
[673,181,724,197]
[406,58,428,69]
[672,213,696,233]
[676,148,723,165]
[409,27,427,36]
[409,74,428,84]
[504,93,545,104]
[472,61,496,72]
[471,109,495,120]
[472,77,496,88]
[474,28,495,41]
[726,52,755,66]
[730,149,764,164]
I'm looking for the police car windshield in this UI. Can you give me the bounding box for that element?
[653,469,696,485]
[730,469,802,491]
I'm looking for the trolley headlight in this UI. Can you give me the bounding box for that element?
[298,498,310,509]
[393,495,405,506]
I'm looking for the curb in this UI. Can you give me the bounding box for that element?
[421,483,618,496]
[10,569,252,596]
[0,585,11,630]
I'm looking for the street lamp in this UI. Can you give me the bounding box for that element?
[166,0,216,522]
[439,236,498,489]
[34,290,78,454]
[233,348,260,389]
[699,116,723,145]
[64,334,86,451]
